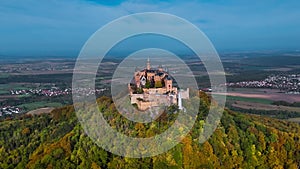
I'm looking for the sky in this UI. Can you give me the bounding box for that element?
[0,0,300,57]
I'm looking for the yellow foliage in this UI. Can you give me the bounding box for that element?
[21,127,30,135]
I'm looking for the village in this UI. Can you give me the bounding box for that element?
[10,87,108,97]
[0,87,108,117]
[226,74,300,94]
[0,106,22,116]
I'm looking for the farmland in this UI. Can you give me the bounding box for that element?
[0,52,300,120]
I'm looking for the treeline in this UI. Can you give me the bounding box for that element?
[0,94,299,168]
[272,101,300,107]
[230,106,300,120]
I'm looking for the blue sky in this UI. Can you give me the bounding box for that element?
[0,0,300,56]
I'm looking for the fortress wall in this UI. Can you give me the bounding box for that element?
[179,88,189,99]
[130,94,144,104]
[148,88,167,95]
[137,101,151,111]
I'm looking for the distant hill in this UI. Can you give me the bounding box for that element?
[0,93,299,169]
[242,55,300,67]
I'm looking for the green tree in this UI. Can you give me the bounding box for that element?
[145,80,151,88]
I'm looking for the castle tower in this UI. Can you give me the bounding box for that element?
[147,57,151,70]
[134,72,141,88]
[164,77,172,92]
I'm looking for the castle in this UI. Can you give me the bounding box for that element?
[128,58,189,111]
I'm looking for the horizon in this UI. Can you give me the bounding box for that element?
[1,49,299,60]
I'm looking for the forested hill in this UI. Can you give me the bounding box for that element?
[0,94,300,169]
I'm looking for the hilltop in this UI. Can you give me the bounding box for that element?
[0,93,299,169]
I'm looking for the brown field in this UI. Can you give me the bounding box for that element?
[216,88,300,103]
[26,107,55,115]
[2,60,75,75]
[232,101,300,112]
[11,70,74,75]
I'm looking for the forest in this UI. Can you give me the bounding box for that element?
[0,92,299,169]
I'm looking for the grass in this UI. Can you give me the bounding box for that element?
[231,101,300,113]
[0,90,9,94]
[226,95,273,105]
[0,73,9,78]
[0,83,32,96]
[0,83,31,91]
[18,101,63,111]
[17,94,31,98]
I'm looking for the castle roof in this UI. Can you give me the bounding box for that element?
[156,72,164,76]
[146,69,156,73]
[165,75,172,80]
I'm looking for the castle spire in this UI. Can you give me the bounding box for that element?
[147,57,151,70]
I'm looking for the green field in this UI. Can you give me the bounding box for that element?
[0,90,9,94]
[0,83,31,91]
[0,73,9,78]
[17,94,31,98]
[0,83,31,95]
[18,101,63,111]
[226,95,273,104]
